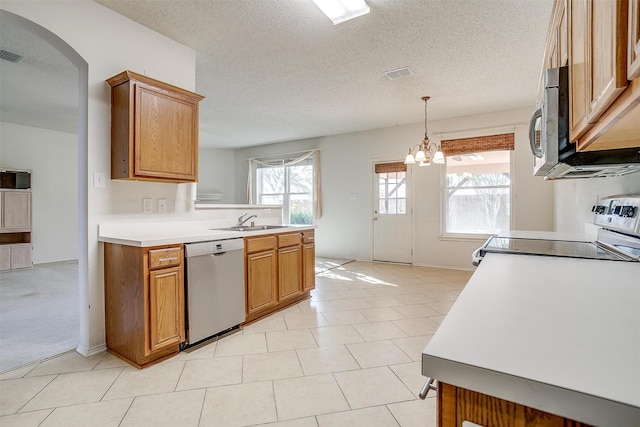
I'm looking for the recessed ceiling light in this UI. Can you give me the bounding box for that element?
[311,0,370,25]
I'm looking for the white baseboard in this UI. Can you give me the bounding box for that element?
[76,343,107,357]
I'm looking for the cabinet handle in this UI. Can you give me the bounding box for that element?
[158,257,178,262]
[418,377,437,399]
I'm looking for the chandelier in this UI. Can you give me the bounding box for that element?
[404,96,445,166]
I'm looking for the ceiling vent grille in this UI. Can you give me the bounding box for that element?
[384,67,413,80]
[0,49,24,63]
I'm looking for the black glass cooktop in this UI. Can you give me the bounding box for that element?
[481,237,628,261]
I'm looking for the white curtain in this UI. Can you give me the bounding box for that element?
[246,149,322,219]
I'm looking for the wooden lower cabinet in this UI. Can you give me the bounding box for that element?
[148,266,184,352]
[246,249,277,316]
[244,229,315,323]
[278,244,302,302]
[438,382,591,427]
[104,243,185,368]
[302,230,315,292]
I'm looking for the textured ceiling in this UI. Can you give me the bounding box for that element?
[0,1,554,148]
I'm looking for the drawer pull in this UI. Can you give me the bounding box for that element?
[158,257,178,262]
[418,377,437,399]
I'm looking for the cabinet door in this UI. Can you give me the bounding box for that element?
[559,2,568,66]
[588,0,628,122]
[148,266,185,353]
[135,83,198,181]
[0,246,10,271]
[1,192,31,229]
[10,244,32,269]
[630,0,640,79]
[246,250,277,315]
[569,0,590,139]
[302,242,315,292]
[278,245,302,302]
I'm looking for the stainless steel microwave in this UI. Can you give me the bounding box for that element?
[528,66,640,179]
[0,169,31,190]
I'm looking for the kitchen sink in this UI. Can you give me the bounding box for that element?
[212,225,290,232]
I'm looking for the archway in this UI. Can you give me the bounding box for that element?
[0,10,89,368]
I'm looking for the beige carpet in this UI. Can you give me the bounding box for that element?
[0,260,79,373]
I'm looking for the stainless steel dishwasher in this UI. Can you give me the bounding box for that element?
[184,238,245,346]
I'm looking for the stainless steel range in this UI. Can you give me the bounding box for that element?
[472,194,640,265]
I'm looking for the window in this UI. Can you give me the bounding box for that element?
[375,162,407,215]
[443,150,511,235]
[257,159,313,224]
[378,172,407,214]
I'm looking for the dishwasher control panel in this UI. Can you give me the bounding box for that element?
[185,238,245,257]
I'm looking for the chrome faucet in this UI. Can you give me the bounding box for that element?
[237,213,258,226]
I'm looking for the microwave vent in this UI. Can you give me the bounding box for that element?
[0,49,24,63]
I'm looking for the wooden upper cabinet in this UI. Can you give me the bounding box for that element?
[587,0,628,123]
[569,0,589,139]
[107,71,204,183]
[545,0,568,70]
[1,191,31,230]
[630,0,640,79]
[566,0,640,150]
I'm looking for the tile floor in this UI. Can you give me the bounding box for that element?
[0,260,472,427]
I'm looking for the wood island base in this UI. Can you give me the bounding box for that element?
[438,382,591,427]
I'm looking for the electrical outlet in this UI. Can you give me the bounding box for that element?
[158,199,167,213]
[93,172,106,188]
[143,198,153,214]
[263,208,271,214]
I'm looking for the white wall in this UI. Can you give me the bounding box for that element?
[1,1,198,355]
[197,147,236,204]
[554,175,640,234]
[0,122,78,264]
[235,108,555,270]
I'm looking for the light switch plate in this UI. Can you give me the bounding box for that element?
[158,199,167,213]
[93,172,106,188]
[143,198,152,214]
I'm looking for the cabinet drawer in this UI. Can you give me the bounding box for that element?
[246,236,277,254]
[278,233,301,248]
[302,230,315,244]
[148,246,182,269]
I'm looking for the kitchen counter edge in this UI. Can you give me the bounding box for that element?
[98,223,316,247]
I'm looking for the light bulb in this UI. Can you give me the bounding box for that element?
[415,150,426,162]
[404,152,415,164]
[432,150,445,164]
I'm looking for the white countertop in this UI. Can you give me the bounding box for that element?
[98,221,315,247]
[422,253,640,426]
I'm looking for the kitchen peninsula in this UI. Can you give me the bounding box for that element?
[99,216,316,368]
[421,253,640,426]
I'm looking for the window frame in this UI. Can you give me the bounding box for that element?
[256,159,314,225]
[440,150,514,240]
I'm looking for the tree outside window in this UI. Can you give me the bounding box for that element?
[444,150,511,235]
[257,160,313,224]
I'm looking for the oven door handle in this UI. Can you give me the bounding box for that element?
[471,246,483,266]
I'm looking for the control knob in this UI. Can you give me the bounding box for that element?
[620,206,637,218]
[592,205,607,214]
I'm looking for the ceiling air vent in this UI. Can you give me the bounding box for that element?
[384,67,413,80]
[0,49,24,63]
